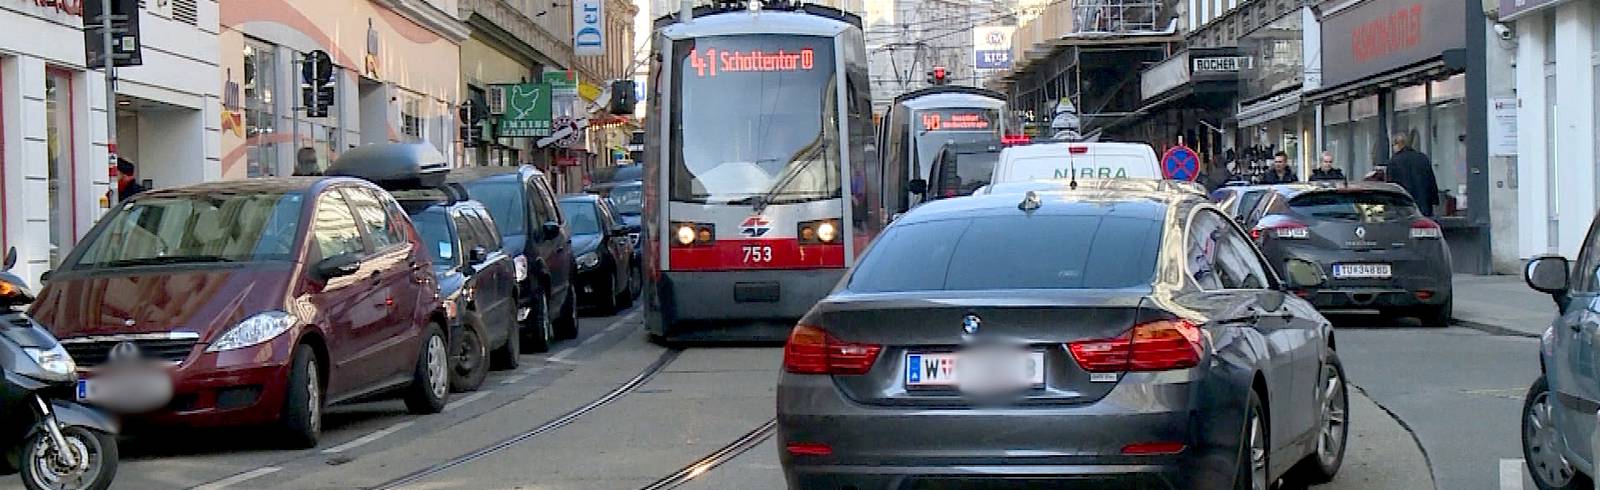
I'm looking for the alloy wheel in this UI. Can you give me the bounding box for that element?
[1526,390,1575,486]
[427,335,448,400]
[1317,364,1348,468]
[1250,411,1268,490]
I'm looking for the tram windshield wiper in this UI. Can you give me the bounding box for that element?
[750,141,829,213]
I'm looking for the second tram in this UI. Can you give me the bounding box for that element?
[878,86,1010,216]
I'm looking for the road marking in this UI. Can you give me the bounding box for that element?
[500,374,529,384]
[322,421,416,454]
[191,467,281,490]
[549,346,579,362]
[1500,458,1524,490]
[581,333,607,346]
[444,390,491,411]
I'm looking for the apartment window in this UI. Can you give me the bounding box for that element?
[45,71,74,268]
[401,96,422,142]
[244,39,279,177]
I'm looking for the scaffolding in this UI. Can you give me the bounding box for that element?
[1071,0,1163,34]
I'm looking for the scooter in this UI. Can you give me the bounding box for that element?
[0,247,119,490]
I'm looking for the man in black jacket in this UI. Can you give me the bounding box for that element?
[1310,151,1347,181]
[1384,132,1441,216]
[1261,151,1297,184]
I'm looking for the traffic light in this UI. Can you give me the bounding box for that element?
[927,66,948,86]
[608,80,637,115]
[459,100,481,147]
[301,50,335,118]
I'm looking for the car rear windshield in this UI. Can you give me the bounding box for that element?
[71,192,304,269]
[847,215,1161,292]
[461,179,527,237]
[1288,191,1418,222]
[560,201,602,236]
[410,210,457,267]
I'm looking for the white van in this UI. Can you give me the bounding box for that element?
[990,142,1161,184]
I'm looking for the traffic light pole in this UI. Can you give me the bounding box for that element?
[101,0,118,204]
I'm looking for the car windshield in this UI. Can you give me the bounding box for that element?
[670,35,840,205]
[410,210,457,268]
[847,214,1161,292]
[560,201,602,235]
[71,192,304,269]
[609,183,643,215]
[1289,191,1418,222]
[462,178,527,237]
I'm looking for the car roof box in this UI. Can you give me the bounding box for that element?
[327,142,449,190]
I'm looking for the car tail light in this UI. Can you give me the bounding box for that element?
[1068,145,1089,154]
[1410,218,1442,239]
[1121,441,1187,455]
[786,442,833,457]
[1252,219,1309,241]
[783,325,882,375]
[1001,134,1031,146]
[1068,319,1202,373]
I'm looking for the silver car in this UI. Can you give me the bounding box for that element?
[777,189,1349,489]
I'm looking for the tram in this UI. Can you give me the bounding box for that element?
[641,1,881,341]
[878,86,1010,215]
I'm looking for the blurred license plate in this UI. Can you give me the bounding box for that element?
[904,351,1045,388]
[1333,263,1391,279]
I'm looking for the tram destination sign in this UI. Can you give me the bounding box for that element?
[686,47,816,77]
[920,110,994,131]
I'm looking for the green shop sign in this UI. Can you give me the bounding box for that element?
[496,83,552,138]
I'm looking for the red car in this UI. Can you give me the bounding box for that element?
[30,176,449,448]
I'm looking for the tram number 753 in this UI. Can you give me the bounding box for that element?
[742,245,774,264]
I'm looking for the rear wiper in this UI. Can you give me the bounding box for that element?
[98,256,238,267]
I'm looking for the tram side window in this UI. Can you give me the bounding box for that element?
[884,109,909,216]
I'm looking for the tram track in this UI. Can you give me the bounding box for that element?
[367,347,683,490]
[638,418,778,490]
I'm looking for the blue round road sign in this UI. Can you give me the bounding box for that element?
[1162,146,1200,181]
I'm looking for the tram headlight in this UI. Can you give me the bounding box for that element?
[798,219,841,244]
[675,224,697,245]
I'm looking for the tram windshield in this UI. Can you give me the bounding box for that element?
[669,35,841,205]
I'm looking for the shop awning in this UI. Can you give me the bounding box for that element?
[1237,92,1301,128]
[1304,60,1452,105]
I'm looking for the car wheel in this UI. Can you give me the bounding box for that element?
[555,286,579,340]
[600,266,622,314]
[20,426,117,490]
[1416,297,1452,328]
[617,264,637,308]
[278,347,321,449]
[1293,353,1348,484]
[403,323,449,414]
[628,263,642,300]
[1235,390,1268,490]
[491,315,521,370]
[521,290,552,353]
[1524,375,1592,490]
[450,324,490,392]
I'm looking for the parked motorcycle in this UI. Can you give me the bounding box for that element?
[0,247,119,490]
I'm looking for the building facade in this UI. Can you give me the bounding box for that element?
[1504,0,1600,263]
[217,0,468,180]
[2,0,220,287]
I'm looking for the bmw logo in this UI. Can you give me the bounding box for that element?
[962,314,982,335]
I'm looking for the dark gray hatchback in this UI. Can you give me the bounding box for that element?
[1230,183,1453,325]
[778,189,1348,489]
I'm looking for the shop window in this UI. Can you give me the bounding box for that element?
[1430,75,1467,217]
[244,39,279,177]
[1350,95,1381,179]
[45,71,73,268]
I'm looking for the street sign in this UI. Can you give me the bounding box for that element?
[1161,145,1200,181]
[973,26,1014,70]
[84,0,142,69]
[496,83,553,138]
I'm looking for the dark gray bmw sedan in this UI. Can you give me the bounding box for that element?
[777,188,1348,489]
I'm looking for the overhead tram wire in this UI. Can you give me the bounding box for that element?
[867,0,1071,54]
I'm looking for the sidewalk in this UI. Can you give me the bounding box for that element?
[1452,274,1557,337]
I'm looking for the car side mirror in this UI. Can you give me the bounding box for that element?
[907,179,928,195]
[468,246,489,266]
[314,254,362,280]
[608,225,628,238]
[1283,259,1326,289]
[542,221,561,241]
[1526,256,1571,309]
[3,247,14,271]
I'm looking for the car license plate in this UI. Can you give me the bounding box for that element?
[1333,263,1392,279]
[905,351,1045,388]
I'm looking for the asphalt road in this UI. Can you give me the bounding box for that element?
[0,306,1456,490]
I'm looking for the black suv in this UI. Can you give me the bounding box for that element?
[559,194,639,312]
[398,192,520,392]
[448,167,577,351]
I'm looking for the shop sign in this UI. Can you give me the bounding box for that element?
[1320,0,1466,91]
[1190,47,1247,83]
[573,0,605,57]
[23,0,83,16]
[1192,56,1251,73]
[1490,97,1517,157]
[544,71,578,97]
[496,83,553,138]
[973,26,1014,70]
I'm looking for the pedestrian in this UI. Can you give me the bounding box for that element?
[1384,131,1441,216]
[293,147,322,176]
[1310,150,1346,182]
[114,158,145,202]
[1261,151,1298,184]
